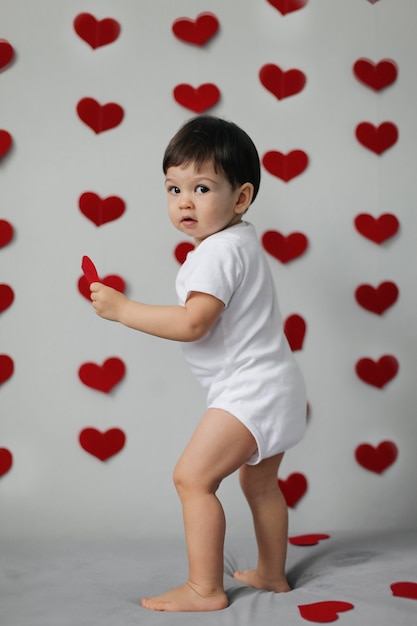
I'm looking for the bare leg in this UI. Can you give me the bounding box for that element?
[141,408,257,612]
[233,452,291,592]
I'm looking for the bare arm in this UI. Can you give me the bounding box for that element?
[90,282,224,342]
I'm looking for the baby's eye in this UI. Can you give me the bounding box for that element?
[195,185,209,194]
[168,186,181,195]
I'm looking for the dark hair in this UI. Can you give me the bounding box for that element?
[163,116,261,204]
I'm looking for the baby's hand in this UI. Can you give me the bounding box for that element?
[90,282,127,322]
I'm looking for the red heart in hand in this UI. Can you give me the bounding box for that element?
[0,354,14,385]
[284,314,306,351]
[73,13,121,49]
[390,582,417,600]
[262,150,308,182]
[77,98,124,134]
[298,601,354,623]
[267,0,308,15]
[0,130,12,158]
[0,220,14,248]
[79,428,126,461]
[353,58,398,91]
[0,40,14,70]
[173,83,221,114]
[289,533,330,546]
[172,12,219,46]
[355,121,398,155]
[174,242,195,265]
[259,64,306,100]
[0,448,13,477]
[78,274,126,301]
[355,355,399,388]
[278,472,308,508]
[79,192,125,226]
[79,357,126,393]
[262,230,308,263]
[355,441,398,474]
[355,281,399,315]
[354,213,399,244]
[0,284,14,313]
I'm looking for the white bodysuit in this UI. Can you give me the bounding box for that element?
[176,221,306,465]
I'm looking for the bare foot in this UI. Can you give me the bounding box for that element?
[141,582,229,612]
[233,569,291,593]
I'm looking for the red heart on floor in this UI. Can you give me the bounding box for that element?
[79,192,125,226]
[354,213,399,244]
[289,534,330,546]
[355,122,398,155]
[259,64,306,100]
[78,274,126,301]
[284,314,306,351]
[262,150,308,182]
[0,130,12,158]
[355,354,399,388]
[79,357,126,393]
[77,98,124,134]
[262,231,308,263]
[355,281,399,315]
[278,472,308,508]
[353,58,398,91]
[173,83,221,113]
[0,448,13,477]
[73,13,121,49]
[174,242,195,265]
[79,428,126,461]
[0,284,14,313]
[267,0,308,15]
[355,441,398,474]
[0,220,14,248]
[299,601,354,623]
[172,12,219,46]
[390,582,417,600]
[0,40,14,70]
[0,354,14,385]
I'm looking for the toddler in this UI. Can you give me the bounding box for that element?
[90,115,307,612]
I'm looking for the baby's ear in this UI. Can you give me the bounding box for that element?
[235,183,254,214]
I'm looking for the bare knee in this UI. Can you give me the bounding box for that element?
[173,459,220,499]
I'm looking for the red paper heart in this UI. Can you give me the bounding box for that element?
[262,231,308,263]
[77,98,124,134]
[278,472,308,508]
[390,582,417,600]
[0,130,12,158]
[353,58,398,91]
[367,0,380,4]
[79,192,125,226]
[0,448,13,477]
[79,357,126,393]
[0,284,14,314]
[173,83,221,113]
[0,40,14,70]
[355,121,398,155]
[78,274,125,301]
[354,213,399,244]
[79,428,126,461]
[0,220,14,248]
[0,354,14,385]
[355,281,399,315]
[284,314,306,351]
[267,0,308,15]
[355,354,399,388]
[289,533,330,546]
[262,150,308,182]
[298,601,354,623]
[174,242,195,265]
[355,441,398,474]
[172,12,219,46]
[73,13,121,49]
[259,64,306,100]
